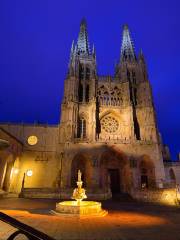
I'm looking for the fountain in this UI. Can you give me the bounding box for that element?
[52,170,108,217]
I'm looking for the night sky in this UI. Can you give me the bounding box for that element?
[0,0,179,159]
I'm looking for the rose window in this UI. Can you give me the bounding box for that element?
[101,116,119,133]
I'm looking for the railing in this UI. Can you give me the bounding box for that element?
[98,75,121,83]
[98,75,113,82]
[164,161,180,166]
[0,211,56,240]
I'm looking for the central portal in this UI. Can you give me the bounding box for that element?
[108,169,120,194]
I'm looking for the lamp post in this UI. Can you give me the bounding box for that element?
[20,170,33,198]
[59,152,64,199]
[0,139,9,190]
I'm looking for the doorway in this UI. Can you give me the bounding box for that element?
[108,169,120,194]
[141,175,148,189]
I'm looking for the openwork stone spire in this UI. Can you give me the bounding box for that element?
[120,25,136,62]
[77,18,90,55]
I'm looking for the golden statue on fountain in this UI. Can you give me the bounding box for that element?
[72,170,87,204]
[52,169,107,217]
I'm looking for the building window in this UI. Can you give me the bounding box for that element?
[86,85,89,102]
[127,70,131,81]
[86,67,90,80]
[132,71,136,84]
[78,83,83,102]
[79,65,84,80]
[101,116,119,133]
[77,117,86,138]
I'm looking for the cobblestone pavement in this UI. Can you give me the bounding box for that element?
[0,198,180,240]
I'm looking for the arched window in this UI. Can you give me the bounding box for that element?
[127,70,131,81]
[86,67,90,80]
[79,65,84,80]
[132,71,136,84]
[78,83,83,102]
[86,85,89,102]
[77,117,86,138]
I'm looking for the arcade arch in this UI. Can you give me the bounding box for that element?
[71,153,92,188]
[99,148,131,194]
[139,155,156,189]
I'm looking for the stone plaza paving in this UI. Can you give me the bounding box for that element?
[0,198,180,240]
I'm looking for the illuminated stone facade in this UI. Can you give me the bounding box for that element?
[0,20,179,199]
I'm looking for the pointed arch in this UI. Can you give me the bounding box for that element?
[77,117,86,138]
[139,155,156,189]
[99,109,121,120]
[99,146,131,193]
[77,112,88,139]
[71,153,92,188]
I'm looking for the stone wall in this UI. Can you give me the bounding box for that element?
[164,162,180,186]
[131,188,180,206]
[20,187,112,200]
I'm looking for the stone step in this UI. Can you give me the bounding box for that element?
[3,193,19,198]
[0,189,7,198]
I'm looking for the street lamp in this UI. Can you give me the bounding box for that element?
[13,168,19,175]
[58,152,64,199]
[26,169,33,177]
[20,169,33,198]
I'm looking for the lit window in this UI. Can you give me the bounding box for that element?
[77,117,86,138]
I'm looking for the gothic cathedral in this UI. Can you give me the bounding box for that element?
[0,19,178,200]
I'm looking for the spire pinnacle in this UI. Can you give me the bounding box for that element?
[92,44,95,54]
[120,24,136,62]
[71,40,74,54]
[77,18,90,55]
[138,48,145,62]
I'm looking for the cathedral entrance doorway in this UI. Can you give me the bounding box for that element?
[108,169,120,194]
[100,148,131,194]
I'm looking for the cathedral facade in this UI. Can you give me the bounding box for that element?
[0,20,179,200]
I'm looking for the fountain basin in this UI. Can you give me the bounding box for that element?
[52,201,108,217]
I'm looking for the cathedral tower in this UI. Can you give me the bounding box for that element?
[60,19,97,142]
[115,25,159,143]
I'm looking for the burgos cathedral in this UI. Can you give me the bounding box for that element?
[0,19,180,203]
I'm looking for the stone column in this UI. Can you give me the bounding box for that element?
[2,155,14,192]
[0,157,7,189]
[154,145,166,188]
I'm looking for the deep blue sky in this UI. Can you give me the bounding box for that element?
[0,0,179,159]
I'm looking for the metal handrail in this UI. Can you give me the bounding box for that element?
[0,212,56,240]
